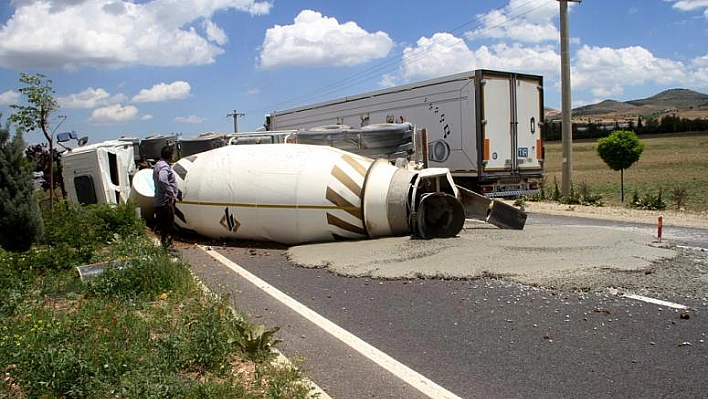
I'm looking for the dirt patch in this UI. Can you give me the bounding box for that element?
[518,200,708,229]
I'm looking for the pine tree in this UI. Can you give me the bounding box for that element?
[0,118,44,252]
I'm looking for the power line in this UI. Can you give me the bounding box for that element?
[248,0,555,115]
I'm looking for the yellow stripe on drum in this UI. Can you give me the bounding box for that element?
[325,187,363,219]
[178,200,358,213]
[340,153,368,178]
[326,213,367,236]
[324,153,369,236]
[331,164,363,198]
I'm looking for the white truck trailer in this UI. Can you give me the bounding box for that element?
[265,69,544,197]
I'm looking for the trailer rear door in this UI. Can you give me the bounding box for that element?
[478,72,543,175]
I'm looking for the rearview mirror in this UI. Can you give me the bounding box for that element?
[56,131,77,142]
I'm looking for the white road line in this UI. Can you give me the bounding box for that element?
[199,246,463,399]
[189,268,332,399]
[272,349,333,399]
[622,293,688,310]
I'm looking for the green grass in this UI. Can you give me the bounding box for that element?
[543,132,708,212]
[0,203,315,399]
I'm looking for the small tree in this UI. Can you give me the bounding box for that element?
[25,142,66,197]
[596,130,644,202]
[0,118,44,252]
[9,73,60,207]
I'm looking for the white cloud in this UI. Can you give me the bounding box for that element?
[475,43,559,75]
[466,0,562,43]
[0,90,20,105]
[689,55,708,88]
[691,54,708,67]
[666,0,708,19]
[572,45,688,97]
[378,74,398,88]
[258,10,393,69]
[58,87,126,109]
[667,0,708,12]
[400,32,559,82]
[132,81,191,103]
[141,114,154,121]
[175,115,205,124]
[204,19,228,45]
[0,0,272,69]
[401,29,708,102]
[89,104,139,124]
[401,33,477,80]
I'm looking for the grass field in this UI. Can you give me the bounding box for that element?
[542,132,708,213]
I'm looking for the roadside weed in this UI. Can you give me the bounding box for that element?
[0,203,314,399]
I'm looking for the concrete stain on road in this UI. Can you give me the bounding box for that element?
[288,224,674,278]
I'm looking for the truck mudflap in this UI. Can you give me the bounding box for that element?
[487,199,527,230]
[456,185,527,230]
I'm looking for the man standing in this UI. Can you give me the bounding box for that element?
[153,145,178,249]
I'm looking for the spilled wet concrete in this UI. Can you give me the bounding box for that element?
[288,223,674,280]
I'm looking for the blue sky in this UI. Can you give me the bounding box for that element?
[0,0,707,144]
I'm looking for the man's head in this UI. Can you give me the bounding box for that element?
[160,145,174,161]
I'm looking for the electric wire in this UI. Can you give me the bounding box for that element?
[245,0,555,118]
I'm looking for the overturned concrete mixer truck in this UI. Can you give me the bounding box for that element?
[60,126,526,246]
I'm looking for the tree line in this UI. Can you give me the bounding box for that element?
[544,114,708,141]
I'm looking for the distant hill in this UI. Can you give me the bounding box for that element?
[567,88,708,119]
[573,99,639,115]
[626,88,708,109]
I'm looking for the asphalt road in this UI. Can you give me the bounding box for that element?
[181,215,708,399]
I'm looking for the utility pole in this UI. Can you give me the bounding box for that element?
[558,0,580,196]
[227,110,245,133]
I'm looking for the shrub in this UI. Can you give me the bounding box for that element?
[90,202,145,242]
[536,176,548,201]
[30,201,146,271]
[176,298,247,371]
[85,236,195,302]
[670,185,689,210]
[629,189,666,210]
[524,176,547,202]
[43,201,144,246]
[552,177,561,202]
[557,182,603,206]
[576,182,603,206]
